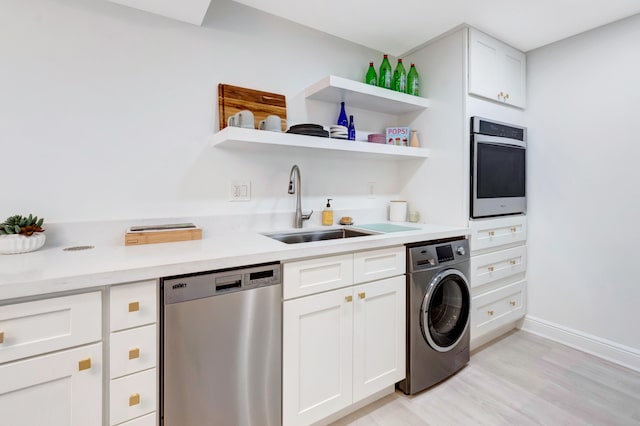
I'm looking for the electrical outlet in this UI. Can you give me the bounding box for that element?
[229,180,251,201]
[368,182,376,199]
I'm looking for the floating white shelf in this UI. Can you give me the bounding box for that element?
[211,127,429,160]
[304,75,430,114]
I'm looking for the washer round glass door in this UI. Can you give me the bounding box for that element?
[420,269,470,352]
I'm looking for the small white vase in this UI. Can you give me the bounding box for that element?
[0,233,46,254]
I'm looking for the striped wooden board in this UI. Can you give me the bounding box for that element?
[124,228,202,246]
[218,84,287,131]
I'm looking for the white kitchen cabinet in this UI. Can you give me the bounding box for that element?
[469,28,526,108]
[283,253,354,299]
[282,247,405,426]
[0,343,103,426]
[0,291,103,426]
[469,216,527,348]
[109,281,158,425]
[352,276,405,402]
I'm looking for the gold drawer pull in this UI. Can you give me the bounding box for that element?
[488,310,494,316]
[510,227,517,233]
[504,93,510,100]
[488,266,495,272]
[510,301,517,306]
[0,331,4,344]
[128,302,140,312]
[488,231,495,237]
[129,348,140,360]
[78,358,92,371]
[345,295,353,303]
[510,259,517,265]
[129,393,140,406]
[358,292,366,299]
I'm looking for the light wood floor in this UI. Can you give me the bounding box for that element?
[331,330,640,425]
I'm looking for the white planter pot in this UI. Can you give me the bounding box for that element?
[0,233,46,254]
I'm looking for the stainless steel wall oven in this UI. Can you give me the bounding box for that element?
[470,116,527,218]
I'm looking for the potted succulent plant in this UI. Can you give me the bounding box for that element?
[0,214,46,254]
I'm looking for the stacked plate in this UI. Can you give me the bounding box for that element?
[330,125,348,139]
[286,123,329,138]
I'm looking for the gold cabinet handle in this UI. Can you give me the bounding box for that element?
[488,230,495,237]
[129,393,140,406]
[497,91,504,99]
[510,301,517,306]
[488,310,494,316]
[510,227,517,233]
[358,292,366,299]
[129,348,140,360]
[128,301,140,312]
[504,93,510,100]
[510,259,517,265]
[345,295,353,303]
[0,331,4,344]
[78,358,92,371]
[488,266,495,272]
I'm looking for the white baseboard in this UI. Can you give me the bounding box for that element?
[521,315,640,372]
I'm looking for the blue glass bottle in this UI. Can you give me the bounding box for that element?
[337,102,348,127]
[348,115,355,141]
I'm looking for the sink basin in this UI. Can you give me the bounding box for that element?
[265,228,377,244]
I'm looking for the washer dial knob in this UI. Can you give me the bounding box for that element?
[456,246,466,256]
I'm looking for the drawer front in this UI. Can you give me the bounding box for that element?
[471,279,526,339]
[353,246,405,284]
[0,291,102,364]
[110,324,157,379]
[469,216,526,252]
[119,412,156,426]
[110,368,157,425]
[283,253,353,299]
[470,245,526,288]
[110,281,157,332]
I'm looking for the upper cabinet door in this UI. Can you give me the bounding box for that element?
[468,28,526,109]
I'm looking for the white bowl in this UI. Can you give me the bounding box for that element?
[0,233,46,254]
[330,125,348,132]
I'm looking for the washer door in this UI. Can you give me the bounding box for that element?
[420,269,470,352]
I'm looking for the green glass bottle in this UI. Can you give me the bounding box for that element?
[378,55,392,89]
[407,63,420,96]
[365,62,377,86]
[393,59,407,93]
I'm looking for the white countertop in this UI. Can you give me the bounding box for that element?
[0,222,468,301]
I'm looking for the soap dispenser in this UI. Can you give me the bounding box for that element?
[322,199,334,226]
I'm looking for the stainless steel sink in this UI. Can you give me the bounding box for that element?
[265,228,377,244]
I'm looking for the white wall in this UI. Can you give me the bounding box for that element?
[526,14,640,351]
[0,0,405,224]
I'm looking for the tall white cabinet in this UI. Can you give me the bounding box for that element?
[282,246,406,426]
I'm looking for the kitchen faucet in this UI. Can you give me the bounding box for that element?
[288,164,313,228]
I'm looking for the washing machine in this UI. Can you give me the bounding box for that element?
[398,237,471,395]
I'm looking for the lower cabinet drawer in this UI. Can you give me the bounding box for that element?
[110,281,157,332]
[0,291,102,364]
[470,245,526,288]
[283,253,353,300]
[118,412,156,426]
[110,368,156,425]
[110,324,157,379]
[471,279,526,339]
[469,215,526,253]
[353,246,405,284]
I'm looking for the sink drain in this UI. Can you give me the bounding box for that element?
[63,245,95,251]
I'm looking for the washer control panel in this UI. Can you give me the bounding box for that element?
[408,238,469,272]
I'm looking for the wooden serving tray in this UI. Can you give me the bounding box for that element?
[125,228,202,246]
[218,84,287,131]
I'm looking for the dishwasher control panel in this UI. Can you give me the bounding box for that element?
[162,262,281,304]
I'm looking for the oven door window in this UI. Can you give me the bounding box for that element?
[477,142,525,198]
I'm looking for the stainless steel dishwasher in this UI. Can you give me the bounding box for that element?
[160,262,282,426]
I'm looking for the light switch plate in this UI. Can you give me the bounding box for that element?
[229,180,251,201]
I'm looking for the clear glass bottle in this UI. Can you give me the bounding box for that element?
[378,55,392,89]
[337,102,348,127]
[348,115,355,141]
[393,59,407,93]
[365,62,377,86]
[407,63,420,96]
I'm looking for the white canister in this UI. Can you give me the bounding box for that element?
[389,200,408,222]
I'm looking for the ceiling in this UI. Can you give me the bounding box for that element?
[230,0,640,55]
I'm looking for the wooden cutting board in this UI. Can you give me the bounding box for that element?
[218,84,287,131]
